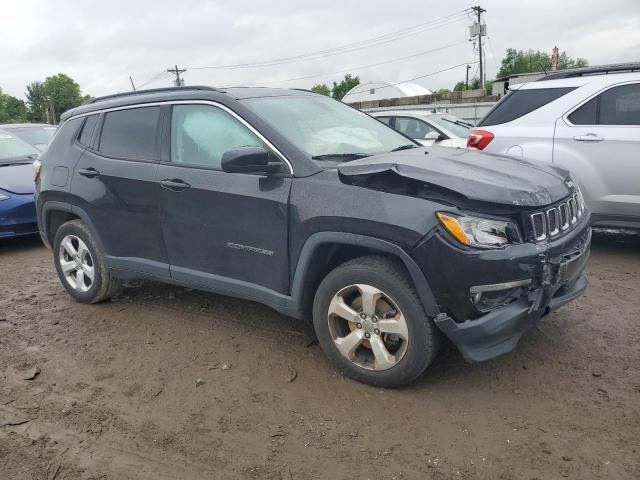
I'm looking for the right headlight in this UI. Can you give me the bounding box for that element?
[436,212,520,249]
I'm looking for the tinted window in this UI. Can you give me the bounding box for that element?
[395,117,437,139]
[600,83,640,125]
[568,97,598,125]
[376,116,392,126]
[171,105,262,169]
[98,107,160,160]
[478,87,576,126]
[78,115,99,147]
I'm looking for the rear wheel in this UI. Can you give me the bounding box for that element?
[313,256,439,388]
[53,220,121,303]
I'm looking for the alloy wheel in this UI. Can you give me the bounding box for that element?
[58,235,95,293]
[327,284,409,371]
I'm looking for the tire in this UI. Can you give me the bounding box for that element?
[313,255,440,388]
[53,220,121,304]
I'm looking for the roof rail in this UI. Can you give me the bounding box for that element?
[88,85,224,104]
[539,63,640,81]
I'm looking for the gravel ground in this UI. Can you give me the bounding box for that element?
[1,233,639,479]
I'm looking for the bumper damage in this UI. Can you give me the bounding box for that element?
[425,223,592,363]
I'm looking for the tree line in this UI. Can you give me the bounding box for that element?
[0,74,89,124]
[310,48,588,99]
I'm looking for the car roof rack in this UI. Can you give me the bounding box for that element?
[88,85,224,104]
[539,63,640,81]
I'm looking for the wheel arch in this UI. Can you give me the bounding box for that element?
[290,232,440,320]
[41,201,105,254]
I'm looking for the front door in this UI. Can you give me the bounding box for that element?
[554,82,640,225]
[156,103,292,295]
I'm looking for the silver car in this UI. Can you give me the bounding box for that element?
[469,65,640,231]
[372,110,472,148]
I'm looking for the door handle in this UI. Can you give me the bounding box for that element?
[78,167,100,178]
[160,179,191,192]
[573,133,604,142]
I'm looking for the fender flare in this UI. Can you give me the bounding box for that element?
[290,232,440,318]
[40,201,106,254]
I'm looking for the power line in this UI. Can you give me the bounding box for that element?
[239,41,468,87]
[344,61,479,97]
[137,70,171,89]
[186,9,472,70]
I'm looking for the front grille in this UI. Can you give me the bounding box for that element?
[530,189,586,242]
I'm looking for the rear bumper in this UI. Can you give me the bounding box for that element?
[435,273,588,362]
[0,193,38,239]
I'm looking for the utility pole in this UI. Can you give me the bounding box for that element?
[471,6,487,90]
[465,64,471,90]
[167,65,186,86]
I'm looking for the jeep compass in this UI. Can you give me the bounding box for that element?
[35,86,591,387]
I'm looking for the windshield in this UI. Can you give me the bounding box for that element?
[428,114,472,138]
[0,132,39,162]
[9,126,57,147]
[242,95,415,163]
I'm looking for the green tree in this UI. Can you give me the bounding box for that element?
[42,74,85,122]
[331,74,360,101]
[453,81,467,92]
[433,88,451,94]
[310,83,331,96]
[497,48,588,78]
[484,80,494,96]
[453,78,480,91]
[25,81,49,122]
[0,88,29,123]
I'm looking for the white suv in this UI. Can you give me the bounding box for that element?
[468,66,640,231]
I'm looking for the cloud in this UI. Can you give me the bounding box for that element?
[1,0,638,100]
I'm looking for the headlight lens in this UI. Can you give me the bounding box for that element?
[0,192,9,201]
[436,212,518,249]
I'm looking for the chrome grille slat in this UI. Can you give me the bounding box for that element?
[530,189,586,242]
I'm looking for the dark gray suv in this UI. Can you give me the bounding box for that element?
[35,86,591,387]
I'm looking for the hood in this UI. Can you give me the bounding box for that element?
[338,146,574,207]
[0,163,35,194]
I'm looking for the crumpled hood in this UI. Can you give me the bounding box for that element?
[0,163,35,194]
[338,146,574,207]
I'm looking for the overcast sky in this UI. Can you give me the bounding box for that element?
[1,0,639,100]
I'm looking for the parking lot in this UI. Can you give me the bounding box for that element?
[0,233,638,480]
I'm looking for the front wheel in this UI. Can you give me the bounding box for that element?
[313,256,439,388]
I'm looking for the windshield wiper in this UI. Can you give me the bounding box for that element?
[312,153,371,160]
[391,144,418,152]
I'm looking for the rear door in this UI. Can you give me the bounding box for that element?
[553,82,640,223]
[71,106,169,277]
[156,103,292,295]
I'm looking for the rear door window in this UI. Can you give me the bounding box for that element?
[478,87,576,126]
[568,83,640,126]
[394,117,438,138]
[98,107,161,160]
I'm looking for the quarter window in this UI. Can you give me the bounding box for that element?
[170,105,262,169]
[568,97,598,125]
[78,114,99,147]
[98,107,160,160]
[376,116,392,126]
[478,87,576,126]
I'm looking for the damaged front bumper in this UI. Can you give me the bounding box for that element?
[413,217,591,363]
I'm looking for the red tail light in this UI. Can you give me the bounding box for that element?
[467,130,495,150]
[33,158,42,181]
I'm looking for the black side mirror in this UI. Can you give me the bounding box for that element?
[221,146,281,174]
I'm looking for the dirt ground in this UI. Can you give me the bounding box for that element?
[1,233,638,480]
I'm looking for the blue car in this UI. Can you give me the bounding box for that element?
[0,130,40,239]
